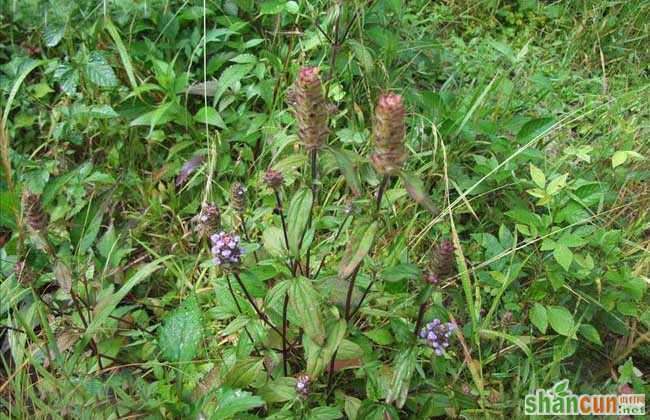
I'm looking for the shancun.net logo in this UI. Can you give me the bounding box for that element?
[524,380,645,416]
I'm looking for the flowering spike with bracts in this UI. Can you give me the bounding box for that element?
[370,94,407,176]
[194,203,221,238]
[230,182,246,213]
[296,374,310,396]
[21,190,48,232]
[263,169,284,190]
[293,66,330,151]
[419,319,456,356]
[210,231,245,270]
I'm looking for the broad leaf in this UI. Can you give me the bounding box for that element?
[210,387,264,419]
[159,294,204,362]
[328,147,362,196]
[85,51,118,87]
[385,346,416,408]
[400,171,438,214]
[286,188,313,257]
[529,303,548,334]
[547,305,575,337]
[290,276,325,345]
[338,221,378,280]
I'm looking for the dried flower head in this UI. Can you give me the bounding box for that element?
[263,169,284,189]
[210,231,245,269]
[371,94,407,175]
[14,260,34,286]
[230,182,246,212]
[293,66,330,150]
[21,190,48,231]
[419,319,456,356]
[194,203,221,237]
[432,239,455,280]
[296,374,310,396]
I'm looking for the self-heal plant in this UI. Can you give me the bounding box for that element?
[205,65,445,414]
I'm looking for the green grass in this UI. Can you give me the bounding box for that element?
[1,0,648,418]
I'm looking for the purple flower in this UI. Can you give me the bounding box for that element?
[210,231,245,269]
[420,318,456,356]
[296,374,310,396]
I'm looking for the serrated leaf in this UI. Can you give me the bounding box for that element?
[194,106,226,128]
[546,174,567,195]
[553,243,573,271]
[338,221,378,280]
[385,346,416,408]
[547,305,575,337]
[222,357,264,388]
[529,303,547,334]
[263,226,287,257]
[517,117,554,143]
[349,40,374,73]
[286,188,313,256]
[529,163,546,188]
[363,328,393,345]
[213,64,254,103]
[258,377,297,403]
[43,23,65,47]
[85,52,118,87]
[290,276,325,345]
[159,295,203,362]
[579,324,602,346]
[210,387,264,419]
[400,171,439,214]
[329,147,362,196]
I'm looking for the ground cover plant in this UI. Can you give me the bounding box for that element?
[1,0,649,418]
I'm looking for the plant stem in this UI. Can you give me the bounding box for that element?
[274,190,290,250]
[226,276,258,349]
[349,273,376,319]
[239,212,258,263]
[232,272,283,337]
[282,291,289,376]
[344,265,361,321]
[314,212,350,279]
[414,303,428,337]
[375,175,389,212]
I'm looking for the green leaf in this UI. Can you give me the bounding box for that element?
[517,117,554,143]
[210,387,264,419]
[308,406,343,420]
[79,258,166,350]
[222,357,264,388]
[159,294,204,362]
[304,319,347,378]
[529,163,546,188]
[546,174,567,195]
[400,171,438,214]
[385,346,416,408]
[380,263,421,283]
[104,19,138,90]
[85,52,118,87]
[286,188,313,256]
[579,324,602,346]
[3,58,42,127]
[263,226,286,257]
[290,276,325,345]
[213,64,254,103]
[529,303,548,334]
[328,147,362,196]
[553,243,573,271]
[43,23,65,47]
[547,305,575,337]
[480,329,532,358]
[194,106,226,128]
[612,150,645,168]
[349,40,374,73]
[258,377,297,403]
[0,190,19,229]
[338,221,378,280]
[363,328,393,345]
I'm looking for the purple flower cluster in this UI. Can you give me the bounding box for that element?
[210,231,245,268]
[419,319,456,356]
[296,374,309,396]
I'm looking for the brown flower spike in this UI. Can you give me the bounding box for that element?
[21,190,48,231]
[230,182,246,212]
[371,94,407,176]
[293,67,330,150]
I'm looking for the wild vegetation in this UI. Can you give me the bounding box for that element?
[1,0,649,418]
